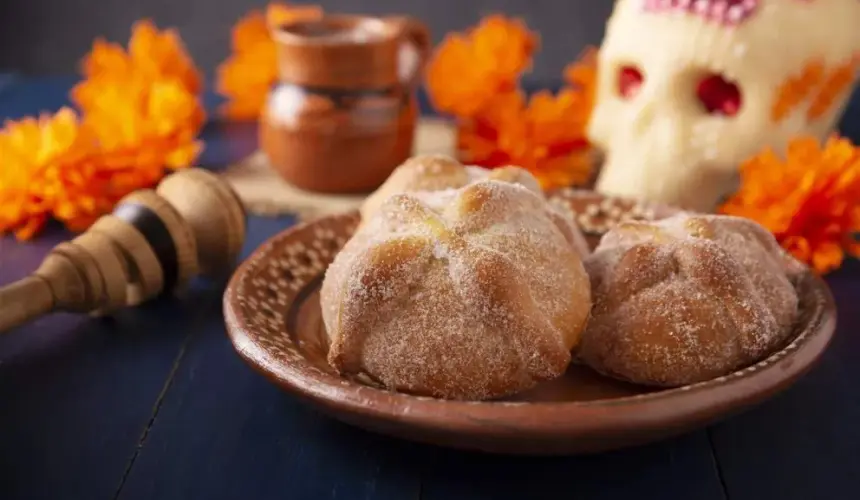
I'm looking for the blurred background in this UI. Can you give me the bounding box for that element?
[0,0,613,83]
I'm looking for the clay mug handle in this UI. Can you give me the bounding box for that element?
[386,16,431,87]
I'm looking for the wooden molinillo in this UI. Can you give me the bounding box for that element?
[0,168,247,334]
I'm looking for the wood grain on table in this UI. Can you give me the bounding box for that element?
[1,78,858,500]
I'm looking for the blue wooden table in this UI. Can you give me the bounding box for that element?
[1,76,859,500]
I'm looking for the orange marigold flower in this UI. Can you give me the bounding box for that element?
[448,43,597,190]
[72,19,206,195]
[720,135,860,274]
[428,16,597,190]
[77,19,202,99]
[0,109,106,240]
[457,88,593,190]
[425,14,538,119]
[1,20,206,241]
[216,3,324,120]
[79,78,205,180]
[457,91,529,167]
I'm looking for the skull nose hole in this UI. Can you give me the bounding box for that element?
[697,73,742,117]
[618,65,644,99]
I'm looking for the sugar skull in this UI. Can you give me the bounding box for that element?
[589,0,860,212]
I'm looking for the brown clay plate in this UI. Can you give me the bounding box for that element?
[223,189,837,455]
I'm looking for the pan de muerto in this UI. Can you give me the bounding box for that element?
[321,179,592,400]
[579,213,801,387]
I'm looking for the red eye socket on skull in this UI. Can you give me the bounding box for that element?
[618,66,644,99]
[697,74,742,116]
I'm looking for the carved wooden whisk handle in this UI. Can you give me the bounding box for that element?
[0,277,55,333]
[0,168,247,335]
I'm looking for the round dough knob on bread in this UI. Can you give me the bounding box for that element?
[578,213,800,387]
[359,154,470,223]
[359,154,590,258]
[321,180,593,400]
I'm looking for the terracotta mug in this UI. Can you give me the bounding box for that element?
[260,14,431,193]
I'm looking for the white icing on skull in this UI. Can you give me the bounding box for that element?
[589,0,860,212]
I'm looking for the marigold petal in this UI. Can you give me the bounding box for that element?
[441,39,597,190]
[216,3,324,120]
[721,135,860,274]
[2,21,205,240]
[13,216,46,241]
[425,15,537,118]
[810,241,845,274]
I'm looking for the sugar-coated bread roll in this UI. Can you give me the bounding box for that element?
[360,154,590,257]
[359,155,471,222]
[321,180,593,400]
[579,213,800,387]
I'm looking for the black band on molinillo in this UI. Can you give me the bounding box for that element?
[114,202,179,294]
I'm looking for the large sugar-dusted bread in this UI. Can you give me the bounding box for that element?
[321,179,593,400]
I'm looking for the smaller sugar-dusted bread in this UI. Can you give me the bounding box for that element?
[360,154,590,257]
[579,213,801,387]
[321,180,593,400]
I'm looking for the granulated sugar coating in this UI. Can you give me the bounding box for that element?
[320,180,592,400]
[579,213,800,387]
[357,155,590,258]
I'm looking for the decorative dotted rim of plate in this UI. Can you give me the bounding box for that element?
[228,189,830,407]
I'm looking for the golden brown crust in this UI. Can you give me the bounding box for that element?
[578,213,800,387]
[322,180,592,400]
[359,155,591,258]
[359,154,470,222]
